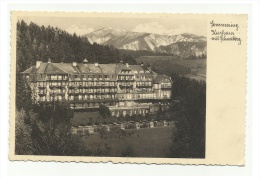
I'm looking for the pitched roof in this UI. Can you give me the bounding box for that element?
[44,63,68,74]
[21,66,35,74]
[21,62,158,76]
[87,64,102,73]
[115,63,132,74]
[52,63,78,74]
[153,74,171,84]
[99,64,117,74]
[128,65,144,73]
[77,63,90,73]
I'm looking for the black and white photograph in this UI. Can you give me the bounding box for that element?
[14,12,206,159]
[0,1,257,177]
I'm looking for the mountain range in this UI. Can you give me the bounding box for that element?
[83,27,207,58]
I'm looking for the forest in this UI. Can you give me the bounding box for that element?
[16,20,136,75]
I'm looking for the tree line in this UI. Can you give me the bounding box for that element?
[167,73,206,158]
[16,20,136,74]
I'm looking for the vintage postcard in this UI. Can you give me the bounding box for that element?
[9,12,247,165]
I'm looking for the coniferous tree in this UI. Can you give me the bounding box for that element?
[168,74,206,158]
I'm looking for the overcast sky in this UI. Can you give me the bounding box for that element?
[19,15,207,37]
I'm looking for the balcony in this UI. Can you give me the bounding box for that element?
[136,85,152,88]
[117,79,134,82]
[119,85,133,88]
[68,98,119,103]
[78,83,86,88]
[38,91,47,96]
[161,85,172,89]
[50,91,66,96]
[38,84,47,88]
[74,78,81,81]
[49,77,67,81]
[49,83,66,88]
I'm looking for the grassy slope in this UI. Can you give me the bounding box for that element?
[82,126,174,158]
[136,56,206,79]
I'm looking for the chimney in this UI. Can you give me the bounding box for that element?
[36,61,42,68]
[48,58,51,63]
[94,62,99,67]
[125,63,129,67]
[72,62,77,67]
[120,59,123,63]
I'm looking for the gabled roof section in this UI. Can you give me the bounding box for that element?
[87,64,102,73]
[128,65,144,73]
[36,63,47,73]
[115,63,132,74]
[52,63,77,74]
[129,65,156,75]
[153,74,172,84]
[77,63,91,74]
[21,62,160,77]
[21,66,36,74]
[99,64,117,74]
[44,63,68,74]
[22,63,47,74]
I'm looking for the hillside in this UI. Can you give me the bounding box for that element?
[156,41,207,59]
[136,56,206,81]
[83,27,207,59]
[16,21,136,74]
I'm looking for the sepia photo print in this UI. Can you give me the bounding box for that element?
[10,12,247,165]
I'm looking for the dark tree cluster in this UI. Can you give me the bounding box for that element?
[16,20,136,74]
[16,101,92,156]
[168,74,206,158]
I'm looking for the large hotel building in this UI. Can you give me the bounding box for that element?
[22,59,172,116]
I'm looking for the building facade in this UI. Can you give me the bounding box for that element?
[22,59,172,116]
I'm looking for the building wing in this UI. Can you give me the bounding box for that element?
[153,74,172,84]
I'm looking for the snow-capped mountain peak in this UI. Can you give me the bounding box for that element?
[83,27,206,56]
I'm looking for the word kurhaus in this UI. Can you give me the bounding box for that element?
[211,29,235,36]
[22,59,172,116]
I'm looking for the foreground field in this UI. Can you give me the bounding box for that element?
[82,126,174,158]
